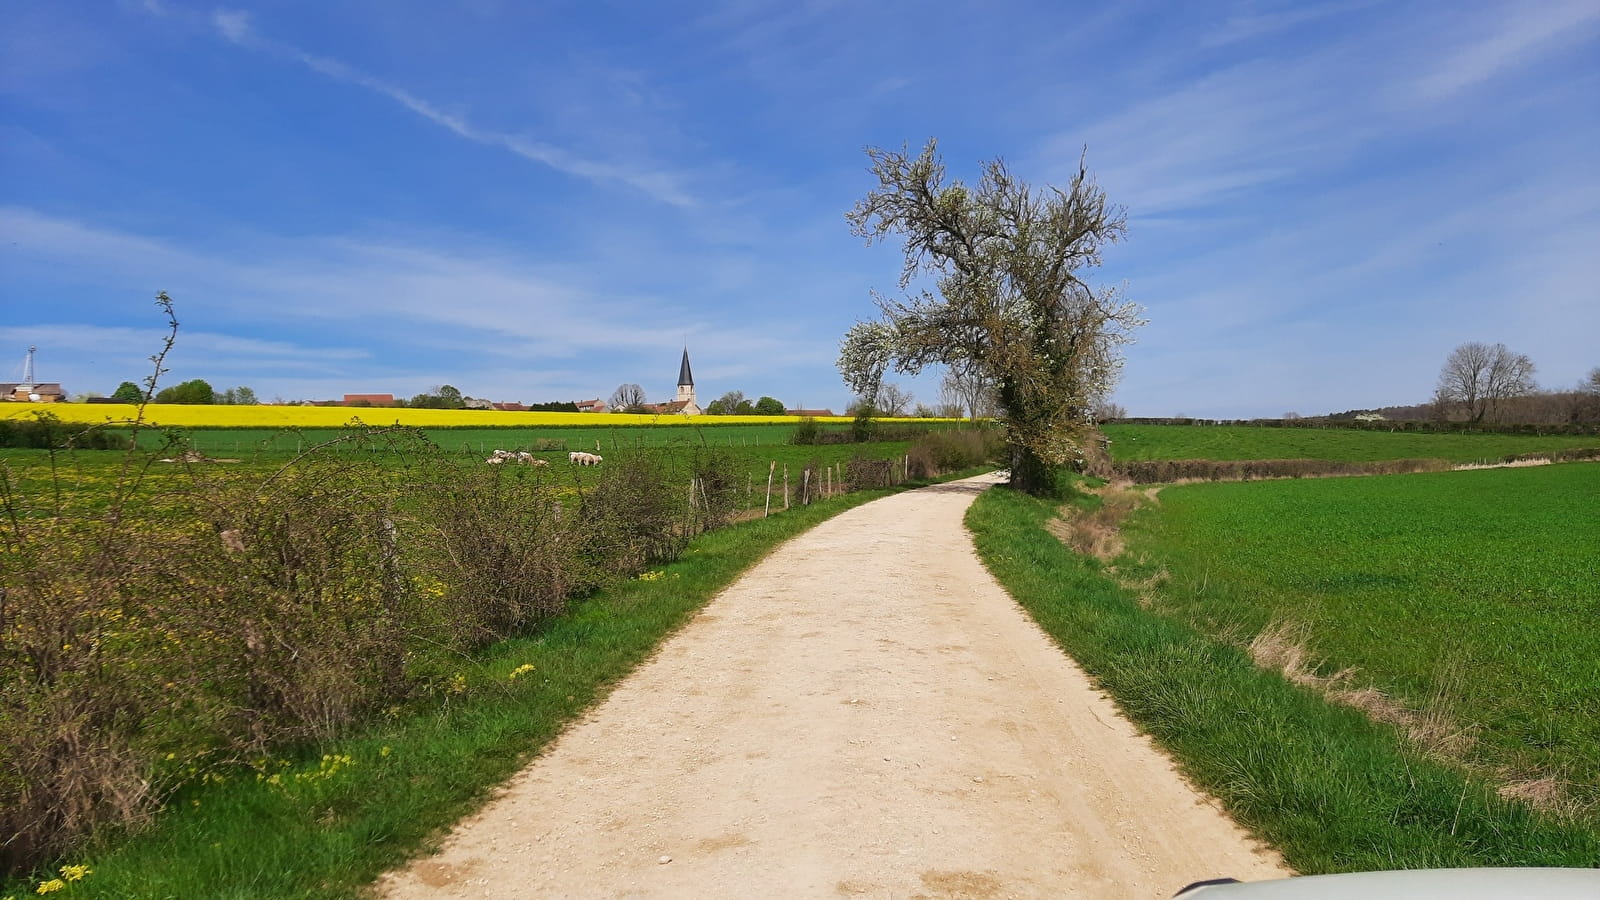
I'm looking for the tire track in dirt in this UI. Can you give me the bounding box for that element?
[378,473,1289,898]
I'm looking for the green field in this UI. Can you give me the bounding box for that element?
[127,421,865,455]
[1119,463,1600,811]
[1102,424,1600,463]
[0,433,922,520]
[967,483,1599,872]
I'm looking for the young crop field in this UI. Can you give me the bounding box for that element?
[1102,424,1600,464]
[1117,463,1600,814]
[131,422,853,455]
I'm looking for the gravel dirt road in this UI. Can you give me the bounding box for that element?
[379,473,1289,898]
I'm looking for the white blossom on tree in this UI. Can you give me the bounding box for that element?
[838,139,1143,493]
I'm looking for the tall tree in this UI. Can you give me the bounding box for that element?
[217,386,258,405]
[154,379,215,405]
[110,381,144,404]
[875,383,913,417]
[753,396,785,416]
[610,383,646,412]
[939,363,996,420]
[707,390,746,415]
[1435,342,1536,423]
[838,140,1141,493]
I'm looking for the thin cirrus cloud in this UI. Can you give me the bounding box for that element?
[1,205,839,402]
[206,8,697,208]
[1407,0,1600,102]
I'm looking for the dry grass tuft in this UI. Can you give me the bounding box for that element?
[1496,776,1582,816]
[1049,481,1149,562]
[1248,621,1480,759]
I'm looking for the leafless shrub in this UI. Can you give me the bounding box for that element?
[845,455,893,490]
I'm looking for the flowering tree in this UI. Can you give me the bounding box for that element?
[838,139,1142,494]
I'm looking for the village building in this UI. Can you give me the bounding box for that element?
[575,398,608,413]
[786,408,837,417]
[639,349,701,416]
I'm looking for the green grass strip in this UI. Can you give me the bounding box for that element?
[964,485,1600,875]
[6,470,987,899]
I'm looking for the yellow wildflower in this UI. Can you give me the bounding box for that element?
[508,663,536,680]
[59,865,91,882]
[380,746,392,757]
[450,672,467,694]
[35,880,65,895]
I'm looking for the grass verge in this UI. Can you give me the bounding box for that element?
[964,483,1600,875]
[3,468,989,899]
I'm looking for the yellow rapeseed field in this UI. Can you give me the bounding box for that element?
[0,403,864,428]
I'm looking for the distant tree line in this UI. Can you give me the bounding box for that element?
[1431,343,1598,426]
[704,390,785,416]
[110,379,258,405]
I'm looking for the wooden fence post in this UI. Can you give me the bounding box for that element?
[783,463,790,509]
[764,460,776,518]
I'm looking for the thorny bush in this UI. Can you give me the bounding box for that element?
[0,423,745,876]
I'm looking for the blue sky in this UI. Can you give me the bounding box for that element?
[2,0,1596,417]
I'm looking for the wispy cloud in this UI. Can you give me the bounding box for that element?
[0,207,840,402]
[1055,52,1367,215]
[210,7,249,43]
[204,7,696,207]
[1201,1,1378,47]
[1409,0,1600,102]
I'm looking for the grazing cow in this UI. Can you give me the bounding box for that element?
[485,456,505,464]
[530,458,549,467]
[569,451,603,466]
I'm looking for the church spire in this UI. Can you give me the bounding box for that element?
[677,348,694,387]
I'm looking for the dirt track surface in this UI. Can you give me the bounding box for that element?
[379,474,1289,898]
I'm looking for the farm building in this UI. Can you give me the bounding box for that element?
[786,408,836,417]
[575,398,608,413]
[343,393,397,406]
[4,347,65,402]
[1,382,66,403]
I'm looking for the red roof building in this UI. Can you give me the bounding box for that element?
[343,393,396,406]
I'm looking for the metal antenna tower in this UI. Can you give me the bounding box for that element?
[20,346,36,388]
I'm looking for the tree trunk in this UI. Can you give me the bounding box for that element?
[1008,443,1057,496]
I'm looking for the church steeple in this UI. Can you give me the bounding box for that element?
[674,348,699,414]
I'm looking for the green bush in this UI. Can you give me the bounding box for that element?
[0,412,130,449]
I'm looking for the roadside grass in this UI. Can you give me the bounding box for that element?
[1102,424,1600,464]
[965,483,1600,875]
[0,468,988,899]
[1118,463,1600,814]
